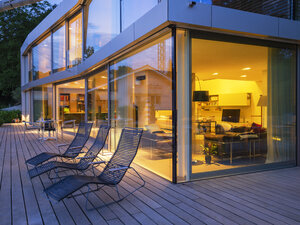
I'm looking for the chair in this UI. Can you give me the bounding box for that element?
[26,122,93,166]
[23,121,42,140]
[61,120,76,139]
[28,125,110,179]
[42,120,58,141]
[44,127,144,209]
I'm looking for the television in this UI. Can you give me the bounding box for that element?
[222,109,240,123]
[193,91,209,102]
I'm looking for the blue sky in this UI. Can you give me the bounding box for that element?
[44,0,63,5]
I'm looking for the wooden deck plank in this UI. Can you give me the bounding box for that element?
[1,124,300,225]
[11,125,28,225]
[0,125,12,225]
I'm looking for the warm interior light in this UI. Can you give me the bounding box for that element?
[242,67,251,70]
[240,75,247,78]
[212,72,219,76]
[101,76,107,79]
[74,81,79,84]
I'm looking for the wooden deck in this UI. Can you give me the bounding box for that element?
[1,123,300,225]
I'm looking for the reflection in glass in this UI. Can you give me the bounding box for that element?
[121,0,158,31]
[68,12,82,68]
[53,24,66,73]
[56,80,85,124]
[85,0,120,58]
[189,37,296,179]
[87,69,108,137]
[33,85,53,121]
[110,32,173,180]
[32,35,51,80]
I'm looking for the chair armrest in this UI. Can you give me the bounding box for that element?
[68,151,85,155]
[108,166,129,172]
[68,146,83,150]
[57,143,69,148]
[76,155,94,159]
[88,161,106,165]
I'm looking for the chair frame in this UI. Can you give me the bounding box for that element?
[44,127,144,210]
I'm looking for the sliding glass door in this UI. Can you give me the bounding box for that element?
[187,31,296,180]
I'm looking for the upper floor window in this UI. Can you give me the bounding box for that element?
[121,0,158,31]
[68,12,83,68]
[84,0,120,58]
[32,35,51,80]
[53,23,66,73]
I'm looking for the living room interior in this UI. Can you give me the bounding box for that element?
[191,38,269,174]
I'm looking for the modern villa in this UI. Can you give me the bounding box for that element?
[20,0,300,183]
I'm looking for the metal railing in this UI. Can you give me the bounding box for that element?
[199,0,300,20]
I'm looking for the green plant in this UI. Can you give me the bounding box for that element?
[0,110,21,126]
[202,143,218,156]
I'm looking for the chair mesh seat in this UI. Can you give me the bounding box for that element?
[45,175,107,201]
[26,122,93,166]
[28,161,79,178]
[26,152,60,166]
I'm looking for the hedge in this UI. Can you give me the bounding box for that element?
[0,110,21,126]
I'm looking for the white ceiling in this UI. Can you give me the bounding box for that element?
[192,38,268,82]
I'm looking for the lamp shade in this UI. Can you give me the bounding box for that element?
[257,95,267,106]
[193,91,209,102]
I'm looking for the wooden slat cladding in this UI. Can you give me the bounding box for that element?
[212,0,292,19]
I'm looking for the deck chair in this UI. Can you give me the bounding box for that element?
[26,122,93,166]
[44,127,144,209]
[28,125,110,179]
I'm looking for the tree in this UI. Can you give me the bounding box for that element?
[0,1,55,108]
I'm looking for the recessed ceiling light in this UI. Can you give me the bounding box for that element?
[212,73,219,76]
[63,84,68,86]
[242,67,251,71]
[101,76,107,79]
[240,75,247,78]
[74,81,79,84]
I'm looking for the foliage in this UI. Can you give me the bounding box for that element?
[0,110,21,126]
[0,1,56,107]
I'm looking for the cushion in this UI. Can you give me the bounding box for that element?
[218,122,232,132]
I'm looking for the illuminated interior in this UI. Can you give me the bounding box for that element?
[56,80,85,124]
[189,37,296,177]
[109,33,173,180]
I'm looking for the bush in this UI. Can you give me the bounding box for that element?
[0,110,21,126]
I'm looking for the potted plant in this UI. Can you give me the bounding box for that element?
[203,143,218,164]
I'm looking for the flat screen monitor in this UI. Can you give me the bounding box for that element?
[222,109,240,123]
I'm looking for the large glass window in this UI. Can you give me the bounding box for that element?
[87,69,108,137]
[187,34,296,180]
[32,35,51,80]
[33,84,53,121]
[84,0,120,58]
[68,12,83,68]
[53,23,66,73]
[121,0,158,31]
[110,32,173,180]
[56,79,85,124]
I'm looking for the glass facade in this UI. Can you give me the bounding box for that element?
[110,32,173,180]
[87,68,108,137]
[33,85,53,121]
[32,35,51,80]
[121,0,158,31]
[68,12,83,68]
[56,80,85,124]
[182,32,296,180]
[84,0,120,58]
[53,23,66,73]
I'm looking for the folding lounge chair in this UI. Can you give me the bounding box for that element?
[28,125,110,179]
[26,122,93,166]
[44,127,144,209]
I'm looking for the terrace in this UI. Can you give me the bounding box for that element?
[0,123,300,224]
